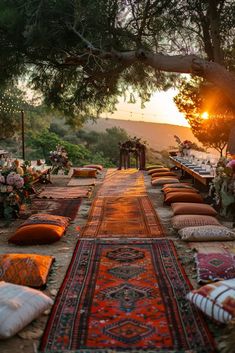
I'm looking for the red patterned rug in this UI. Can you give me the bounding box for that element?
[30,198,82,221]
[40,239,215,352]
[80,196,165,238]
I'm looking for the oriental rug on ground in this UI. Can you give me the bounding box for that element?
[97,169,146,197]
[30,198,82,221]
[40,239,215,353]
[80,196,165,238]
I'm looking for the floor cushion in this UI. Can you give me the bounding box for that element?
[171,202,217,216]
[72,168,97,178]
[164,191,204,205]
[195,252,235,284]
[83,164,103,171]
[151,177,180,186]
[148,168,170,175]
[172,215,221,230]
[163,188,198,195]
[178,225,235,241]
[0,281,53,339]
[162,183,194,191]
[146,165,164,171]
[152,172,178,178]
[186,278,235,323]
[19,213,70,228]
[9,224,67,245]
[0,254,55,288]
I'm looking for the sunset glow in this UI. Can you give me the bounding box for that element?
[201,112,209,119]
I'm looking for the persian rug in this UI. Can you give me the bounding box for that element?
[38,186,92,199]
[67,178,97,187]
[30,198,82,221]
[40,239,215,352]
[80,196,165,238]
[195,252,235,283]
[97,169,146,197]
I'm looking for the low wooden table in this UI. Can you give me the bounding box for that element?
[169,156,214,186]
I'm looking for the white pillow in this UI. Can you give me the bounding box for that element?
[186,278,235,323]
[178,225,235,241]
[0,281,53,339]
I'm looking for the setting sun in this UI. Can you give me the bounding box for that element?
[201,111,209,119]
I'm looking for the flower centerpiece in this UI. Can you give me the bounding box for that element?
[0,162,33,219]
[209,157,235,219]
[49,145,72,175]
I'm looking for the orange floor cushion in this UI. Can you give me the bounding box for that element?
[152,172,178,178]
[152,177,180,186]
[83,164,103,171]
[171,202,217,216]
[0,254,55,288]
[161,183,194,191]
[72,168,97,178]
[164,191,204,205]
[172,214,221,230]
[9,223,67,245]
[163,187,198,195]
[148,168,170,175]
[146,165,164,171]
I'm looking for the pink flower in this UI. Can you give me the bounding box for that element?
[227,159,235,172]
[6,172,17,185]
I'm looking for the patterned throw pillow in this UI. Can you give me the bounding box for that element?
[178,225,235,241]
[195,252,235,284]
[172,215,221,230]
[0,254,55,287]
[83,164,103,171]
[151,177,180,186]
[19,213,70,228]
[164,192,203,205]
[148,168,170,175]
[186,278,235,323]
[171,202,217,216]
[0,281,53,339]
[72,168,97,178]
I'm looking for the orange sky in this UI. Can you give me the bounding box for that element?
[103,89,189,127]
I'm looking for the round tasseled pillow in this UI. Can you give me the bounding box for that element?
[148,168,170,175]
[164,191,204,205]
[151,177,180,186]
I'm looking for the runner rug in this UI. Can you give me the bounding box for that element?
[40,239,215,352]
[30,198,82,221]
[38,186,92,199]
[97,169,146,197]
[80,196,165,238]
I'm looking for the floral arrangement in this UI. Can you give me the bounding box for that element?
[49,145,72,175]
[174,135,205,155]
[209,157,235,219]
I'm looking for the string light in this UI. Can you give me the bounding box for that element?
[0,89,23,114]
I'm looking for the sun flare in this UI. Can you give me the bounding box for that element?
[201,111,209,119]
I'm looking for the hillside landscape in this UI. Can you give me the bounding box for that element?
[84,118,200,151]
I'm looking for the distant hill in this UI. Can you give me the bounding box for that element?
[84,118,199,151]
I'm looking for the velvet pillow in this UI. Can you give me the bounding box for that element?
[186,279,235,323]
[72,168,97,178]
[0,254,55,287]
[151,177,180,186]
[171,202,217,216]
[178,225,235,241]
[148,168,170,175]
[152,172,178,178]
[0,281,53,339]
[195,252,235,284]
[172,215,221,230]
[164,192,203,205]
[163,188,198,195]
[83,164,103,171]
[9,224,67,245]
[161,183,193,191]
